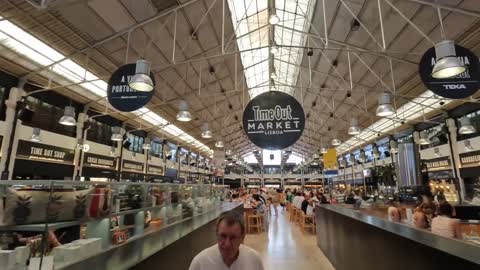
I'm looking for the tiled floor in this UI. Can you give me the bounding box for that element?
[244,207,336,270]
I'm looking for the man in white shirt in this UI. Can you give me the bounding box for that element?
[189,211,264,270]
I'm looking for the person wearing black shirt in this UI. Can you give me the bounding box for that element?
[301,194,311,214]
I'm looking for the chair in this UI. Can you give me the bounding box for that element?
[247,214,263,234]
[300,211,315,233]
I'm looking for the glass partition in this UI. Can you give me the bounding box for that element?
[0,181,229,269]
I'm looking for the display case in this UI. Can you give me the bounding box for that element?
[0,181,230,270]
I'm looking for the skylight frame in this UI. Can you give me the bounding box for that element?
[0,17,212,156]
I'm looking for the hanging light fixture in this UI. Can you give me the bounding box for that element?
[432,40,466,79]
[331,137,341,146]
[142,143,151,150]
[269,8,280,25]
[418,131,431,145]
[215,139,224,148]
[389,140,398,154]
[129,59,154,92]
[359,149,366,162]
[59,106,76,126]
[459,117,476,135]
[176,100,192,122]
[348,117,361,135]
[201,122,213,138]
[30,128,41,142]
[372,144,380,159]
[270,43,279,55]
[111,126,123,141]
[225,149,232,156]
[376,93,395,117]
[464,139,474,152]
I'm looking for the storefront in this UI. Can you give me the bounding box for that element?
[459,150,480,205]
[82,152,117,181]
[12,140,75,180]
[121,160,145,182]
[147,164,165,182]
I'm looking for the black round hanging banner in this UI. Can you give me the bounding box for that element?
[419,44,480,99]
[242,91,305,150]
[107,64,155,112]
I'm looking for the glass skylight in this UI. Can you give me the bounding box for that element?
[227,0,316,98]
[263,150,281,165]
[0,17,212,156]
[244,153,258,164]
[336,90,452,154]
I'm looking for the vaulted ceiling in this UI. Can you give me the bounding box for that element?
[1,0,480,160]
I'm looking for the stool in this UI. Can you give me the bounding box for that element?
[295,208,302,224]
[289,207,296,222]
[300,212,315,233]
[247,214,263,234]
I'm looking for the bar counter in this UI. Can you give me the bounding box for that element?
[315,204,480,270]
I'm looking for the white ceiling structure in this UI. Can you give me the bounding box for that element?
[0,0,480,162]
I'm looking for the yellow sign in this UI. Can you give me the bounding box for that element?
[323,149,337,170]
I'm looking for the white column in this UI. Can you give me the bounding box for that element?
[0,87,25,179]
[446,118,466,202]
[72,112,86,180]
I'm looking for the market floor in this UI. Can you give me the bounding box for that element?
[244,207,336,270]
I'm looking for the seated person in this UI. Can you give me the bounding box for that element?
[387,206,401,222]
[431,203,463,240]
[413,208,428,229]
[251,194,265,214]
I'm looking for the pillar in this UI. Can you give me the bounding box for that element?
[0,86,25,179]
[446,118,466,202]
[72,112,87,180]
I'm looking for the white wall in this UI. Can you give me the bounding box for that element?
[419,144,451,159]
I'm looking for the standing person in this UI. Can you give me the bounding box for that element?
[189,211,265,270]
[279,189,286,211]
[271,189,280,215]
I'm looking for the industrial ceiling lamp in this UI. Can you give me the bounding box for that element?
[59,106,77,126]
[389,140,398,154]
[376,93,395,117]
[269,9,280,25]
[30,128,41,142]
[331,137,341,146]
[372,144,380,159]
[418,131,431,145]
[215,139,224,148]
[348,117,361,135]
[129,59,154,92]
[270,43,279,55]
[459,117,476,135]
[432,40,466,79]
[111,126,123,141]
[464,139,474,152]
[201,122,213,138]
[176,100,192,122]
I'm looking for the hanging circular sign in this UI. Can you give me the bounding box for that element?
[242,91,305,150]
[107,64,155,112]
[419,44,480,99]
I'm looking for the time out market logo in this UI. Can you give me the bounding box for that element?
[243,91,305,150]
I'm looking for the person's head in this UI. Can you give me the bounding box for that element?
[437,194,447,204]
[304,194,311,200]
[437,203,453,217]
[388,206,401,222]
[422,194,433,204]
[232,194,239,199]
[413,211,428,229]
[216,211,246,261]
[252,194,261,202]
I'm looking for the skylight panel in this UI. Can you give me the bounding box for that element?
[337,90,452,154]
[0,16,211,154]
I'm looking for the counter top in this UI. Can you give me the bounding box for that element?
[316,204,480,265]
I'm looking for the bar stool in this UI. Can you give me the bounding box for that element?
[247,214,263,234]
[289,207,297,222]
[300,212,315,233]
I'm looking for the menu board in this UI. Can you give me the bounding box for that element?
[148,164,164,176]
[16,140,74,164]
[422,157,451,171]
[460,150,480,167]
[122,160,144,173]
[84,153,116,170]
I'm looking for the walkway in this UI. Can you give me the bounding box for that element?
[244,207,336,270]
